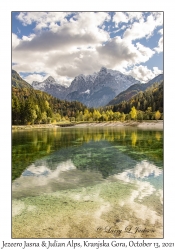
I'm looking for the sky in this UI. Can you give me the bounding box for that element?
[12,11,163,86]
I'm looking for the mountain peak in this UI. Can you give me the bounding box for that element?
[45,76,56,82]
[99,67,107,74]
[31,67,141,107]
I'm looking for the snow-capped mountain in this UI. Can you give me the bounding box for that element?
[32,76,57,90]
[32,67,141,107]
[32,76,68,99]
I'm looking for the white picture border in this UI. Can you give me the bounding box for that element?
[1,0,174,248]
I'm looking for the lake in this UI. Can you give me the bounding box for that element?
[12,126,163,238]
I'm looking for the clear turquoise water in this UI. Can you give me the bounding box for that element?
[12,127,163,238]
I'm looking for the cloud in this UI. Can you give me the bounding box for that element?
[13,34,155,83]
[14,30,100,52]
[154,36,163,53]
[153,66,163,75]
[152,12,163,26]
[126,12,143,22]
[14,12,110,53]
[113,12,128,27]
[126,65,163,82]
[21,33,35,41]
[136,42,155,59]
[12,32,35,51]
[57,76,73,87]
[123,12,163,41]
[12,12,111,82]
[158,28,163,35]
[12,33,20,49]
[16,12,69,29]
[23,73,48,84]
[154,32,163,53]
[17,27,21,34]
[12,12,163,85]
[97,37,155,70]
[53,50,102,77]
[12,60,46,74]
[113,12,144,30]
[22,72,73,87]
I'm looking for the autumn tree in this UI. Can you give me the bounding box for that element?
[83,109,91,121]
[155,110,161,120]
[99,111,108,121]
[106,110,113,121]
[130,106,137,120]
[93,110,101,121]
[120,112,126,121]
[113,111,121,121]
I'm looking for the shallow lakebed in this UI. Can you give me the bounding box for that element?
[12,126,163,238]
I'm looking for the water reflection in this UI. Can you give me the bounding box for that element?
[12,127,163,238]
[113,160,163,225]
[117,160,162,180]
[12,159,163,238]
[114,160,162,200]
[13,159,76,198]
[131,132,137,147]
[22,159,76,177]
[12,127,163,180]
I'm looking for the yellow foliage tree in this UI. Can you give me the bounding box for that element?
[155,110,161,120]
[93,110,101,121]
[130,106,137,120]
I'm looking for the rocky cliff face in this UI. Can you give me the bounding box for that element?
[32,67,141,107]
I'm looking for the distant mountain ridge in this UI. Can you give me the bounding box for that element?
[111,81,163,114]
[12,68,163,109]
[12,70,33,89]
[107,74,163,106]
[32,67,141,107]
[32,76,67,93]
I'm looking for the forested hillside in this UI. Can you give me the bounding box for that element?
[109,82,163,120]
[12,87,87,125]
[107,74,163,106]
[12,68,163,125]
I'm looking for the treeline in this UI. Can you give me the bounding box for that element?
[102,82,163,121]
[12,81,163,125]
[110,82,163,114]
[12,87,87,125]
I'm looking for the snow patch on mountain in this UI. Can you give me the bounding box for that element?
[32,76,60,91]
[82,89,90,94]
[32,67,141,107]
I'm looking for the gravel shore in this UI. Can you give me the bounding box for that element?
[74,120,163,129]
[12,120,163,130]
